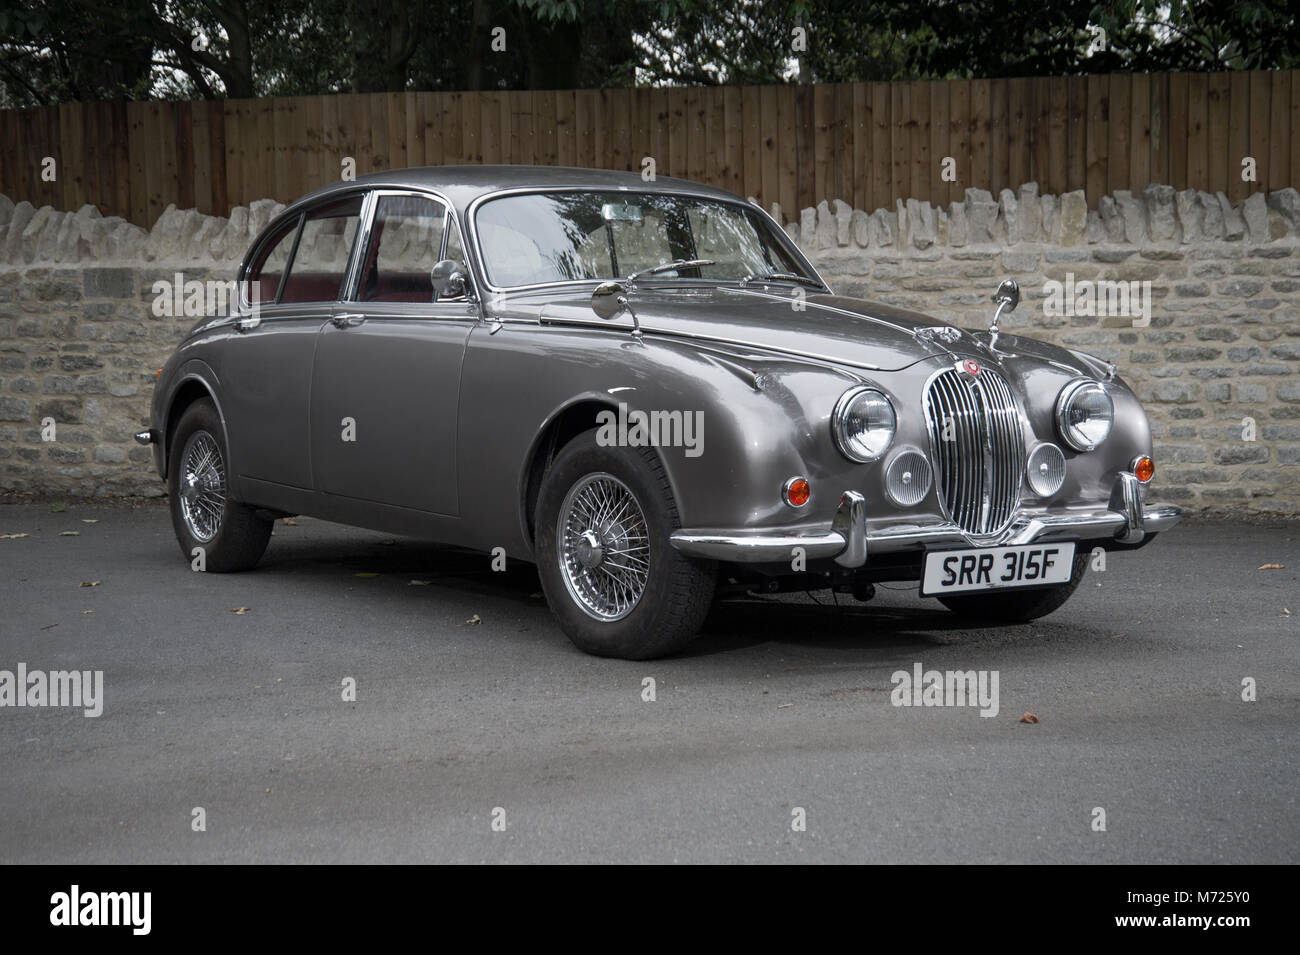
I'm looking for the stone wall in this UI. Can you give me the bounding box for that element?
[0,184,1298,513]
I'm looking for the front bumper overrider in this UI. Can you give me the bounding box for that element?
[669,472,1183,569]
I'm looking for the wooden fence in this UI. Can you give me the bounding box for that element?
[1,72,1297,229]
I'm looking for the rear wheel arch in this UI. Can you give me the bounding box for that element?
[163,375,226,480]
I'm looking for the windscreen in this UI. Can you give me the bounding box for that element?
[474,191,813,289]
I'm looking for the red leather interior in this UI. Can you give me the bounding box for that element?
[365,272,431,303]
[253,271,433,305]
[279,272,344,304]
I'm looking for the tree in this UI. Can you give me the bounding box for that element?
[1,0,1296,107]
[1091,0,1300,72]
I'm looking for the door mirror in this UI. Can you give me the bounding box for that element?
[431,259,468,300]
[591,281,628,321]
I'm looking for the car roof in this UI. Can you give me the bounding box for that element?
[289,165,747,217]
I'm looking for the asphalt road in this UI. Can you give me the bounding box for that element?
[0,499,1296,864]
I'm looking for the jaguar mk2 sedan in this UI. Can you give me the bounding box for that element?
[138,165,1181,659]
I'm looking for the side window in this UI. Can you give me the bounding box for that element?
[357,194,447,303]
[245,216,300,306]
[279,196,364,304]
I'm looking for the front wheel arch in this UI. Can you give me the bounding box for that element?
[520,396,620,552]
[533,431,716,659]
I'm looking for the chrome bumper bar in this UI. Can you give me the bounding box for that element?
[669,473,1183,568]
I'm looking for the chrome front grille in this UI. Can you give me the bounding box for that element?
[923,368,1025,536]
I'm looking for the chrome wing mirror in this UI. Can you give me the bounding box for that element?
[592,281,642,339]
[430,259,468,300]
[989,278,1019,348]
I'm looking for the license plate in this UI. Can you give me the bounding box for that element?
[920,542,1076,596]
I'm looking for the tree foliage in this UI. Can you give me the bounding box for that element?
[0,0,1295,106]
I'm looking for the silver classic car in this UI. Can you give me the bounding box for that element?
[138,166,1182,659]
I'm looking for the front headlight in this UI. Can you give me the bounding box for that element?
[832,386,896,462]
[1055,379,1114,452]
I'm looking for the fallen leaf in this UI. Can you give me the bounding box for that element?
[230,606,250,615]
[264,788,271,794]
[79,580,101,587]
[1258,563,1285,570]
[1283,608,1292,616]
[355,572,379,578]
[407,579,431,586]
[460,614,482,626]
[59,531,79,537]
[1019,712,1039,724]
[80,519,99,524]
[49,503,66,513]
[0,533,31,539]
[81,610,93,614]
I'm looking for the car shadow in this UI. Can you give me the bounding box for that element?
[682,595,1003,657]
[249,524,1042,658]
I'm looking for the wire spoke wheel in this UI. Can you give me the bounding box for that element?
[179,430,227,543]
[557,472,650,622]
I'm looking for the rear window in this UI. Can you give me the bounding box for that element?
[279,196,364,304]
[245,216,299,306]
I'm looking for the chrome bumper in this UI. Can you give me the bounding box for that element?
[669,473,1183,568]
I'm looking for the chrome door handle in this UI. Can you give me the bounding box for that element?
[331,313,365,329]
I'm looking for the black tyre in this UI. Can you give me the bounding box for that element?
[167,398,271,573]
[937,549,1090,622]
[535,432,716,659]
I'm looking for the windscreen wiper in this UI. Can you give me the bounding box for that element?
[626,259,716,287]
[740,271,824,289]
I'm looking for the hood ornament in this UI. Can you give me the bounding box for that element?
[988,279,1019,350]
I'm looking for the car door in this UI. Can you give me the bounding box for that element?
[309,190,476,515]
[221,194,364,494]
